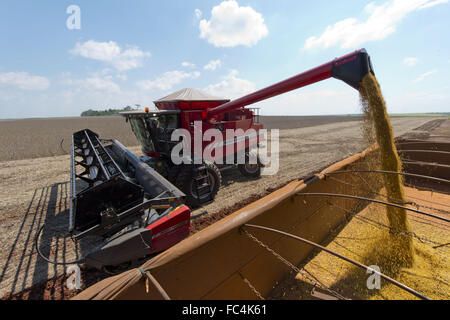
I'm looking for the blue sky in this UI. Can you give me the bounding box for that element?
[0,0,449,118]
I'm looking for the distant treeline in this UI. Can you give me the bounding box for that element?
[81,106,137,117]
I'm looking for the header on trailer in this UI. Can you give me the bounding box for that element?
[70,129,186,240]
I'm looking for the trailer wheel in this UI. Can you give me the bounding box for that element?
[176,163,222,208]
[238,150,262,178]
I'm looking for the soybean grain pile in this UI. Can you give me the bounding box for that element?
[269,79,449,300]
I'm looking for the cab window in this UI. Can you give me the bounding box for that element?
[129,117,156,153]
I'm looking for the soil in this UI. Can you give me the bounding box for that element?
[0,116,139,162]
[0,115,364,162]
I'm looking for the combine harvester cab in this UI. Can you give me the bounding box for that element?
[70,129,190,270]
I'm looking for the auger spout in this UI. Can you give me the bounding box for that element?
[207,48,374,118]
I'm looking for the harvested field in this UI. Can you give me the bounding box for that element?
[0,116,445,299]
[0,116,138,162]
[1,115,366,161]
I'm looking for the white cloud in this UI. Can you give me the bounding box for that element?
[418,0,449,9]
[204,59,222,71]
[413,70,437,83]
[70,40,151,71]
[84,77,121,92]
[303,0,448,50]
[0,72,50,90]
[199,0,268,47]
[195,9,202,20]
[61,74,121,93]
[181,61,196,68]
[364,2,378,14]
[205,70,255,99]
[137,70,200,91]
[60,71,121,92]
[403,57,418,67]
[71,40,120,61]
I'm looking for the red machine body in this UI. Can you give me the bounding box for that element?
[150,89,264,163]
[146,205,191,254]
[121,48,374,207]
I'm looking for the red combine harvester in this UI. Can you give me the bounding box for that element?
[120,48,374,206]
[55,49,373,270]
